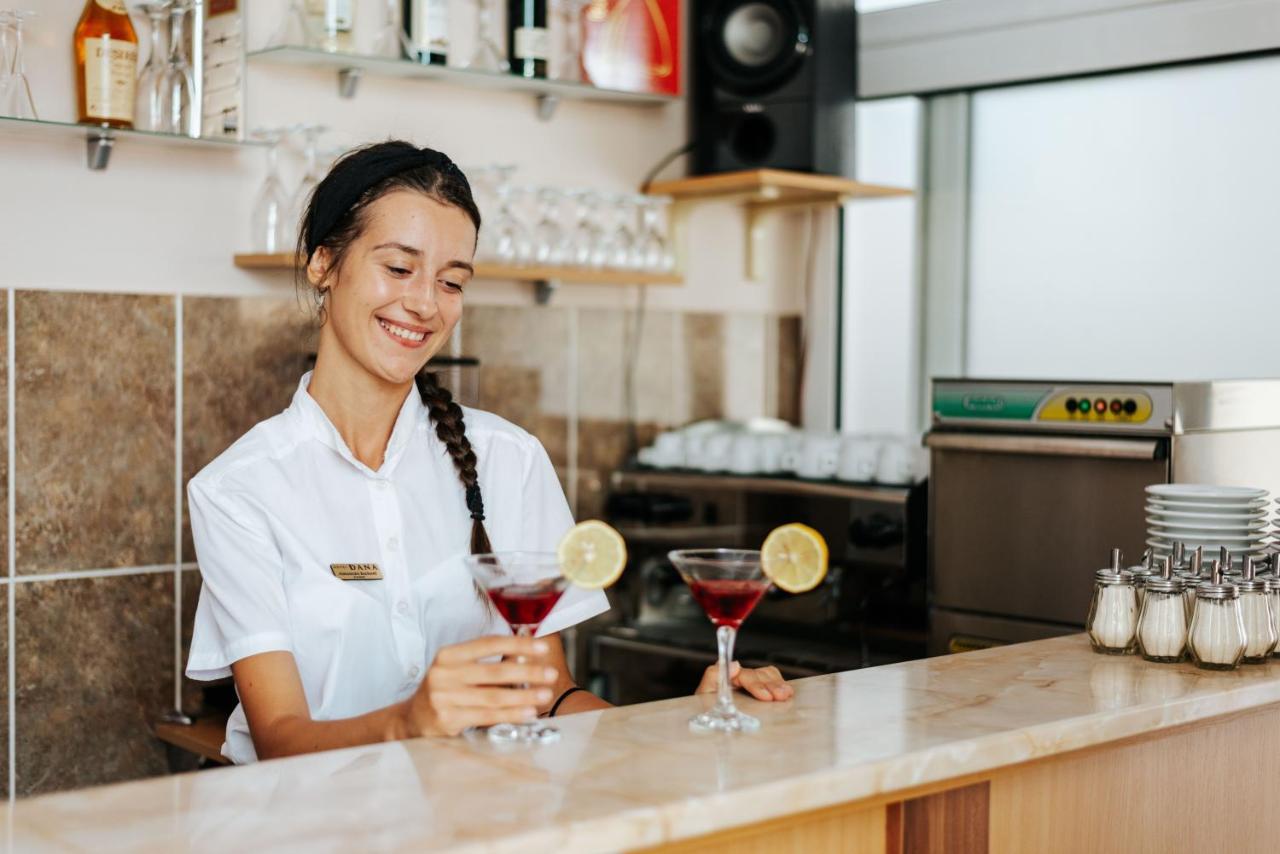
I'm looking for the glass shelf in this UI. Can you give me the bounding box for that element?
[246,46,680,113]
[0,115,258,170]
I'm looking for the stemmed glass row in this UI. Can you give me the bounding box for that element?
[134,0,195,136]
[250,123,330,254]
[467,166,675,273]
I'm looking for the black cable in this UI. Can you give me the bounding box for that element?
[639,140,697,192]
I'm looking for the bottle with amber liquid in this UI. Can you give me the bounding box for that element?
[74,0,139,128]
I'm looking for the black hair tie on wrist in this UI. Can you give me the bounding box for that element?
[465,484,485,521]
[549,686,584,717]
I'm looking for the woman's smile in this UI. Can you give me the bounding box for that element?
[376,316,432,348]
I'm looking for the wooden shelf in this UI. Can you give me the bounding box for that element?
[647,169,912,208]
[247,46,678,116]
[646,169,912,280]
[233,253,681,286]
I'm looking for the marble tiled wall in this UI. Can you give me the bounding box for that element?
[0,289,799,800]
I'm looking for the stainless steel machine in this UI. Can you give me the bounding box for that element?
[926,378,1280,654]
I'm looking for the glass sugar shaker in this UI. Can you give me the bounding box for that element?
[1087,548,1137,655]
[1237,556,1277,662]
[1264,567,1280,659]
[1176,545,1205,624]
[1129,549,1155,609]
[1137,556,1187,663]
[1188,560,1245,671]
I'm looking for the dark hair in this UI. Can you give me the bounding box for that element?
[299,140,491,555]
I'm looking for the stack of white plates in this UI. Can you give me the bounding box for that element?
[1145,484,1271,567]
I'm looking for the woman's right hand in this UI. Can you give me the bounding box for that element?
[401,635,560,737]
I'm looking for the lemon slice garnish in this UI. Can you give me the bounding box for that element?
[558,520,627,589]
[761,523,828,593]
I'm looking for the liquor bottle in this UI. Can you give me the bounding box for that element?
[507,0,549,78]
[306,0,354,53]
[74,0,139,128]
[404,0,449,65]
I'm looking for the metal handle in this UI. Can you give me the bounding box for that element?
[925,432,1161,460]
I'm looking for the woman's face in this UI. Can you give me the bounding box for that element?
[310,190,476,388]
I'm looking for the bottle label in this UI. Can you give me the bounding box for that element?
[514,26,549,61]
[409,0,450,55]
[95,0,129,12]
[84,37,138,123]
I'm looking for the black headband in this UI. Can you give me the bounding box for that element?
[304,143,465,261]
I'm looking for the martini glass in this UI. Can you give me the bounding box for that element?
[669,549,770,734]
[463,552,569,745]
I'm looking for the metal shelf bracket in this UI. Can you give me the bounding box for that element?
[85,127,115,170]
[536,94,560,121]
[338,67,362,98]
[532,278,558,304]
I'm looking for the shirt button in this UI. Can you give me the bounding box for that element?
[387,536,399,552]
[397,600,410,617]
[408,665,421,679]
[374,480,389,491]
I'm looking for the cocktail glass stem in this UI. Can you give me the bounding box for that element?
[714,625,737,715]
[486,623,561,745]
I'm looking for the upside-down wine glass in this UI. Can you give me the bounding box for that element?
[533,187,568,265]
[291,122,329,228]
[250,128,290,253]
[552,0,589,82]
[668,549,771,733]
[159,0,195,135]
[0,9,38,120]
[132,2,169,131]
[270,0,313,48]
[467,0,509,71]
[463,552,569,745]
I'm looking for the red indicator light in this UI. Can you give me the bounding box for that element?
[1110,399,1122,414]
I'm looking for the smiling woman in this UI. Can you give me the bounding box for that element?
[183,141,791,765]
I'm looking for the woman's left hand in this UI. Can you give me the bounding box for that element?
[695,662,794,702]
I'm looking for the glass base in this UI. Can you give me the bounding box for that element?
[689,707,759,734]
[487,721,561,745]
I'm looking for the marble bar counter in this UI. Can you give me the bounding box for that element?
[7,634,1280,853]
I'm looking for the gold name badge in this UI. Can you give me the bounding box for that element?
[330,563,384,581]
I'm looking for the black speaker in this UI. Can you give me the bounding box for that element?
[691,0,857,177]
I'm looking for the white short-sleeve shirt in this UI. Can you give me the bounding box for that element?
[186,372,609,764]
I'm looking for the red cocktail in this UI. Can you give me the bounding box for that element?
[669,549,770,733]
[487,586,565,630]
[463,552,568,745]
[685,578,770,629]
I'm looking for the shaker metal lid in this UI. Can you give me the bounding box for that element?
[1195,579,1240,600]
[1144,577,1182,594]
[1263,573,1280,592]
[1235,577,1266,593]
[1095,568,1133,584]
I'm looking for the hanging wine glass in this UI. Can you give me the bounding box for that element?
[158,0,195,136]
[466,0,509,72]
[0,9,38,120]
[132,2,170,132]
[270,0,314,48]
[567,189,602,269]
[606,193,638,271]
[251,128,290,254]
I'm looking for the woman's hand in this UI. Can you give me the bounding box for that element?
[401,635,559,737]
[696,662,794,702]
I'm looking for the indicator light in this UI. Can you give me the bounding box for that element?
[1079,399,1091,413]
[1095,398,1108,415]
[1124,399,1137,415]
[1110,399,1122,414]
[1065,398,1078,413]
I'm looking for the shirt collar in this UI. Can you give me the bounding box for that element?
[290,371,426,477]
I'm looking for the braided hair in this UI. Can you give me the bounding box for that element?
[298,141,492,555]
